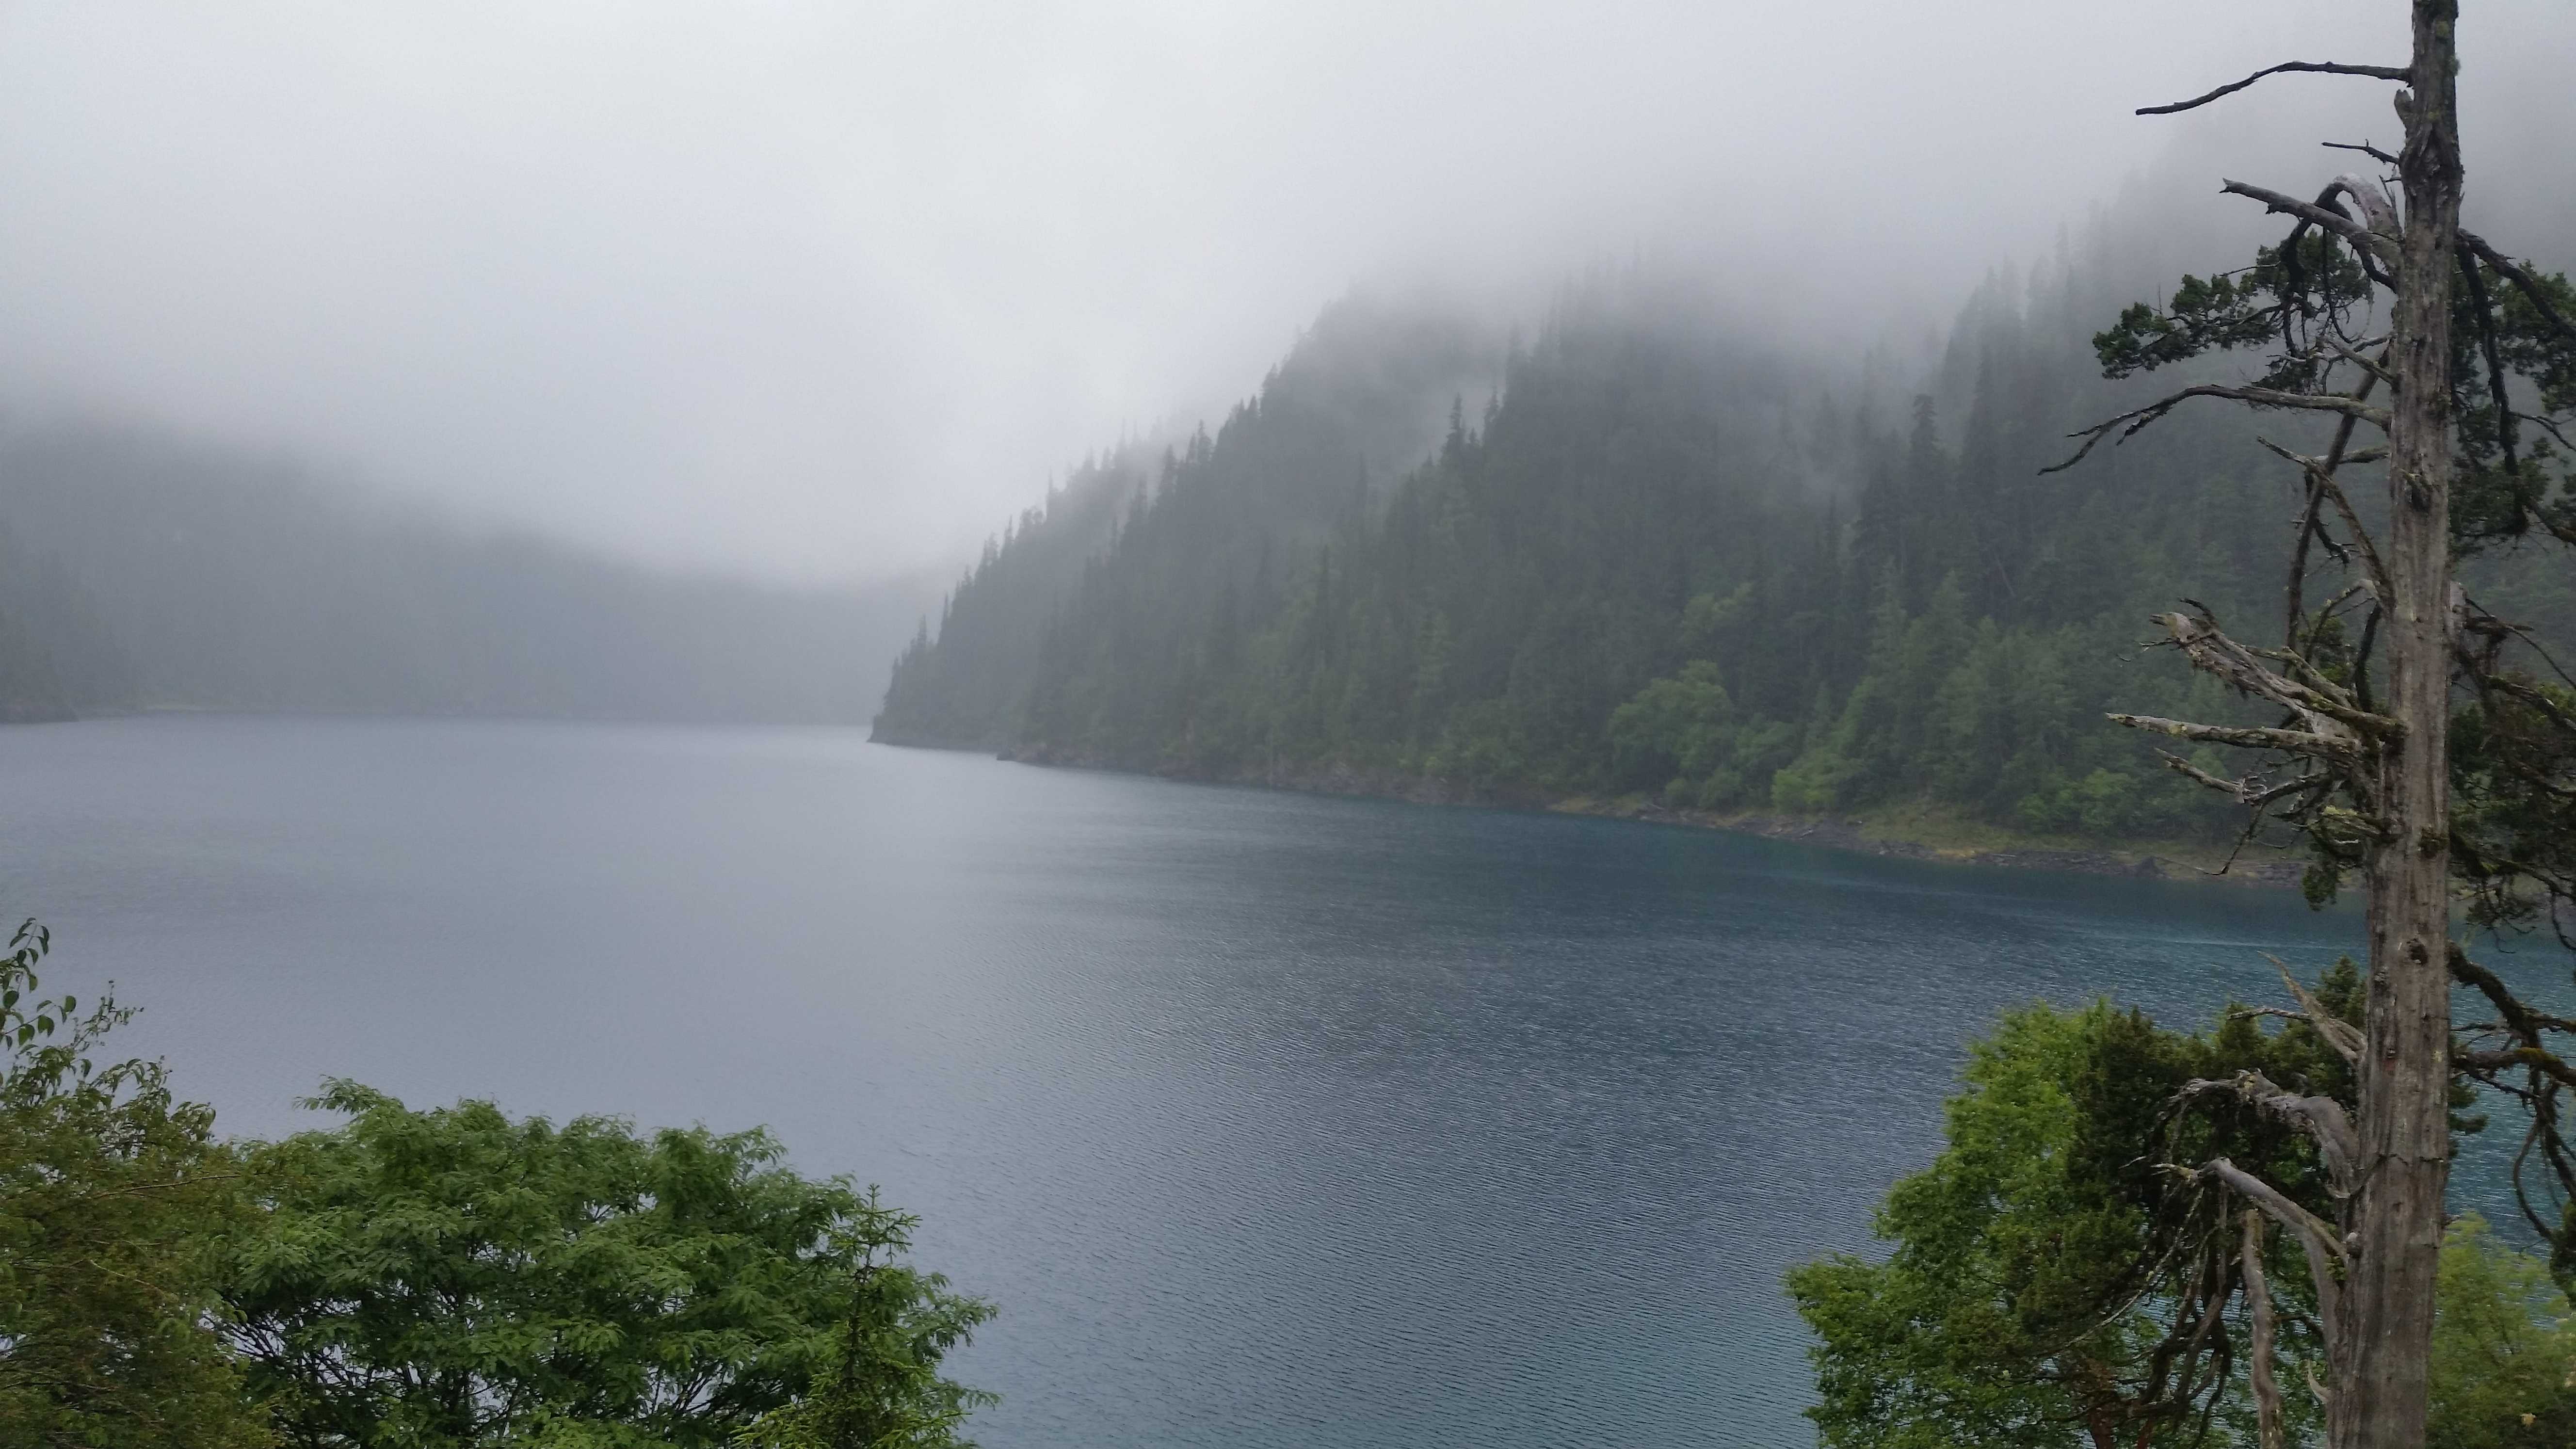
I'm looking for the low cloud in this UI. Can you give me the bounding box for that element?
[0,0,2564,583]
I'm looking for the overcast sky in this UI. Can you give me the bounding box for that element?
[0,1,2567,585]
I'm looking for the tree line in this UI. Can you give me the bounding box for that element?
[884,251,2530,851]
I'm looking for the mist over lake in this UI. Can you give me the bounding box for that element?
[0,1,2573,1442]
[0,715,2368,1449]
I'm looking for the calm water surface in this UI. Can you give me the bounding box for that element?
[0,716,2376,1449]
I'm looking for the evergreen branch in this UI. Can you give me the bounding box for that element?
[2459,245,2523,477]
[2447,944,2576,1038]
[2455,1045,2576,1090]
[2460,231,2576,343]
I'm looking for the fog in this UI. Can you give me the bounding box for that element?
[0,0,2569,585]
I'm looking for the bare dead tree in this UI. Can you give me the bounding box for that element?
[2047,4,2576,1446]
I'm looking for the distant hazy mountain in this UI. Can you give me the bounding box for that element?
[0,424,935,724]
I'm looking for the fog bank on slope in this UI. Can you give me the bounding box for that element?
[0,425,935,724]
[13,1,2571,582]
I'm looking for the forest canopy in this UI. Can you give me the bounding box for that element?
[880,250,2558,857]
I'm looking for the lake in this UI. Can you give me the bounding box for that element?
[0,715,2378,1448]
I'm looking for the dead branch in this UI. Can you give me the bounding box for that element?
[2138,62,2411,116]
[2458,594,2576,692]
[2322,173,2400,251]
[2155,749,2238,797]
[2198,1158,2344,1334]
[2221,180,2399,267]
[2255,437,2394,606]
[2264,952,2363,1064]
[2322,140,2400,166]
[2151,751,2327,809]
[2111,714,2363,760]
[2316,329,2398,387]
[2288,472,2334,637]
[2283,372,2382,637]
[2480,675,2576,737]
[2154,611,2395,739]
[2045,385,2392,474]
[2180,1070,2360,1193]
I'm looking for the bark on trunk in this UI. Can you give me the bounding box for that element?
[2331,4,2462,1446]
[2244,1211,2287,1449]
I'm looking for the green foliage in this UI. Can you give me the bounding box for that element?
[1609,660,1752,807]
[1792,972,2576,1448]
[736,1194,995,1449]
[2094,269,2279,380]
[223,1085,991,1449]
[1787,985,2359,1449]
[2093,235,2373,389]
[2430,1215,2576,1449]
[2442,258,2576,550]
[0,919,271,1449]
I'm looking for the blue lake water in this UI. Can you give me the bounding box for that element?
[0,716,2407,1447]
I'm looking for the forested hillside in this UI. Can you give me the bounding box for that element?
[0,426,927,723]
[869,452,1145,747]
[876,243,2572,849]
[873,292,1503,747]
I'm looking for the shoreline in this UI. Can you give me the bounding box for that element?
[974,741,2308,889]
[1557,797,2305,888]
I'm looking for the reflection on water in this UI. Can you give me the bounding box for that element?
[0,717,2375,1448]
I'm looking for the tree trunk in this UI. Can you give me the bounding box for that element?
[2331,4,2462,1446]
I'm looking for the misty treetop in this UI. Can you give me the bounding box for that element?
[878,242,2558,850]
[874,291,1503,751]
